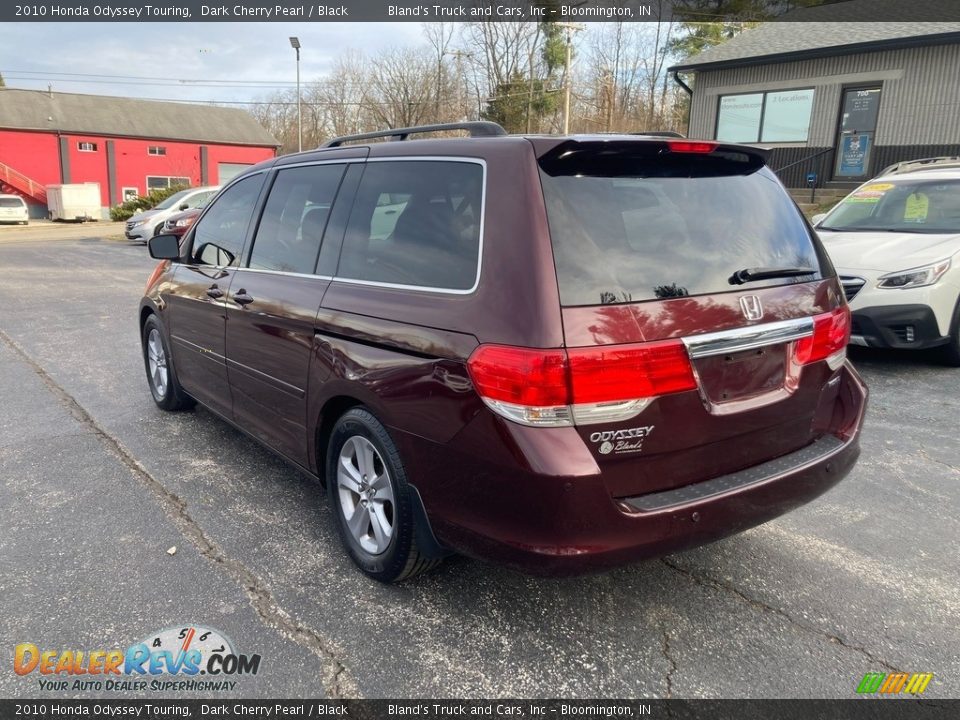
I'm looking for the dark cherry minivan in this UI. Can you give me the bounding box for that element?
[140,122,867,582]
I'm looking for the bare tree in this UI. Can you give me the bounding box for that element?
[314,50,371,139]
[366,46,437,129]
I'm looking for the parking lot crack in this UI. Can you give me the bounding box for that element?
[660,557,903,673]
[0,327,357,699]
[660,626,678,700]
[917,447,960,475]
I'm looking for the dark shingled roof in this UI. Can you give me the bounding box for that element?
[669,0,960,72]
[0,88,279,147]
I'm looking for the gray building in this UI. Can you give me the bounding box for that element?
[670,8,960,190]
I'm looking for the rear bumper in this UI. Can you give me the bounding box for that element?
[850,304,948,349]
[404,362,867,576]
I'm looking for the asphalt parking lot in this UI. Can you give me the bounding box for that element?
[1,230,958,699]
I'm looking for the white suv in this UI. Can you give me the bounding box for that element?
[0,194,29,225]
[814,158,960,365]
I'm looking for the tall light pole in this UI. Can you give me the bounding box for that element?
[289,36,302,152]
[557,22,584,135]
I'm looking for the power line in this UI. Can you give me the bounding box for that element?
[4,69,302,85]
[4,76,300,90]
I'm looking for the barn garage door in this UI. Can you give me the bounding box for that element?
[218,163,252,185]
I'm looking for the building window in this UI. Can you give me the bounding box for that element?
[716,89,815,143]
[147,176,191,191]
[77,142,98,152]
[148,146,167,156]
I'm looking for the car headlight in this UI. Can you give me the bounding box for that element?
[174,218,195,228]
[130,221,144,228]
[877,259,951,289]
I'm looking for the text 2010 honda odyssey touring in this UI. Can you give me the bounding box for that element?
[140,122,867,582]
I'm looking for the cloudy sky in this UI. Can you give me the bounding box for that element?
[2,23,427,105]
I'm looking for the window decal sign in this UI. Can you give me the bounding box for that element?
[844,182,892,204]
[838,134,871,176]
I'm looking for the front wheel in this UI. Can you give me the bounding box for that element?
[326,408,439,582]
[142,315,194,410]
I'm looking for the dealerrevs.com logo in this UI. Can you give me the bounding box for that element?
[856,672,933,695]
[14,625,261,692]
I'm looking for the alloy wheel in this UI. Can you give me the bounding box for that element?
[336,435,395,555]
[146,328,169,400]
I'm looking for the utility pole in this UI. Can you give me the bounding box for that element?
[557,22,584,135]
[436,52,443,119]
[443,50,472,122]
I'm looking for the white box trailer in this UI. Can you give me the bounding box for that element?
[46,183,101,221]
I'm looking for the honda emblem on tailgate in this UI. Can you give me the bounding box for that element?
[739,295,764,321]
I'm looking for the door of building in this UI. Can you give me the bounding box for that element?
[834,86,882,180]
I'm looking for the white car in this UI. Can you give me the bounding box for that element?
[0,194,29,225]
[124,186,219,243]
[814,158,960,365]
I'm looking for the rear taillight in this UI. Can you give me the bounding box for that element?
[667,140,717,154]
[467,340,696,427]
[794,306,850,370]
[465,345,568,407]
[567,341,696,402]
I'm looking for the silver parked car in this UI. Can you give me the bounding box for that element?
[125,186,219,242]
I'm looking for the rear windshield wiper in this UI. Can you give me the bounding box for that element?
[728,266,816,285]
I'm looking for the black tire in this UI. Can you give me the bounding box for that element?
[942,299,960,367]
[154,222,165,237]
[326,407,440,583]
[141,314,195,411]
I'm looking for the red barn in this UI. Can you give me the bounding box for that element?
[0,88,279,218]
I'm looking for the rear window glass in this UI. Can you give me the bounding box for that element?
[539,146,823,306]
[0,198,26,208]
[337,161,483,291]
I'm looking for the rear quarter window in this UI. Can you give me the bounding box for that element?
[539,146,824,306]
[336,160,484,291]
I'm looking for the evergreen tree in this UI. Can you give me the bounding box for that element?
[668,1,831,58]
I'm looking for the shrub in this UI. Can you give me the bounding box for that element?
[109,185,190,221]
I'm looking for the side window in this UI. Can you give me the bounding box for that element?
[248,164,345,274]
[189,190,214,208]
[338,161,484,291]
[189,175,264,267]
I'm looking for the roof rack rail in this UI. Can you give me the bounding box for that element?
[322,121,507,148]
[881,156,960,175]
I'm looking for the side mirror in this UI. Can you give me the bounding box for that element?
[810,213,826,226]
[179,202,190,211]
[148,234,181,261]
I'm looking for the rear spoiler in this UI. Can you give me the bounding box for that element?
[535,138,769,177]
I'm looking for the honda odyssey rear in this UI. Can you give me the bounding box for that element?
[140,124,866,582]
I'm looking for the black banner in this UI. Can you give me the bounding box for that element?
[0,700,958,719]
[4,0,960,23]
